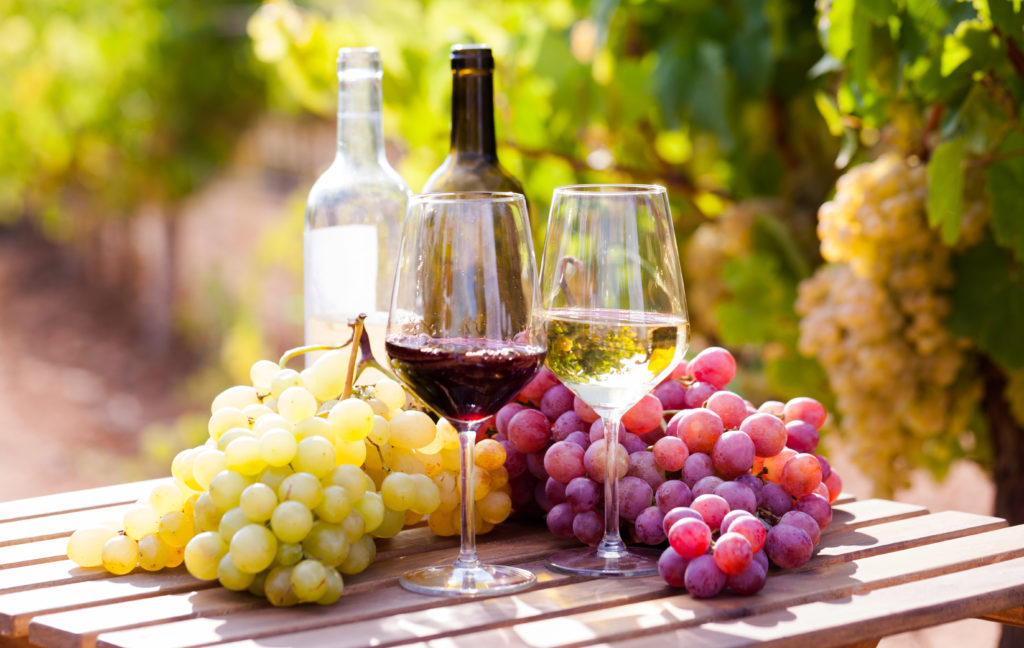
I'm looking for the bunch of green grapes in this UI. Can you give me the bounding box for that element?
[796,153,982,493]
[68,348,445,606]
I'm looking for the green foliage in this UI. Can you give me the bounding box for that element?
[987,131,1024,262]
[926,136,964,245]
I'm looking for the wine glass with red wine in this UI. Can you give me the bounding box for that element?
[539,184,689,576]
[385,191,545,596]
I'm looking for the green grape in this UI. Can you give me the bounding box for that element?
[259,428,298,467]
[306,350,349,402]
[252,413,293,437]
[290,559,328,602]
[278,386,318,424]
[166,544,186,569]
[158,510,195,548]
[370,506,405,539]
[328,398,374,443]
[148,482,185,516]
[335,438,367,466]
[242,403,274,421]
[301,521,350,567]
[314,485,353,523]
[278,472,323,509]
[338,535,375,575]
[293,416,330,442]
[270,369,304,399]
[138,534,171,571]
[409,474,442,515]
[367,415,390,446]
[208,470,250,511]
[324,464,369,500]
[340,510,365,543]
[316,568,345,605]
[67,525,119,567]
[275,542,304,566]
[229,524,277,574]
[170,448,200,488]
[380,472,415,511]
[123,505,160,541]
[259,465,293,492]
[240,483,278,522]
[192,492,222,533]
[373,378,406,411]
[388,411,435,449]
[192,449,227,490]
[218,507,250,543]
[211,386,260,414]
[264,565,299,607]
[217,427,254,452]
[250,359,280,393]
[293,436,335,479]
[102,534,139,575]
[433,472,459,513]
[390,448,427,475]
[247,569,268,597]
[477,490,512,525]
[208,407,249,441]
[270,501,314,544]
[218,553,255,591]
[354,492,384,534]
[225,436,265,476]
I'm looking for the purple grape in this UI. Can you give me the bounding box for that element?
[565,476,601,513]
[627,450,666,491]
[655,479,693,514]
[793,493,832,530]
[634,506,666,545]
[534,480,553,512]
[760,481,793,516]
[618,476,654,522]
[727,560,767,595]
[572,510,603,545]
[665,409,689,438]
[783,397,827,430]
[779,510,821,546]
[507,408,551,454]
[684,554,728,598]
[620,432,648,454]
[546,503,576,538]
[815,454,832,480]
[720,509,755,534]
[692,475,724,498]
[638,426,666,446]
[498,439,527,478]
[662,506,703,536]
[683,381,718,409]
[551,410,588,441]
[752,548,769,572]
[711,430,756,479]
[543,441,586,484]
[653,380,687,411]
[508,473,535,509]
[495,403,525,436]
[734,474,764,503]
[785,420,819,453]
[714,480,757,513]
[565,430,589,449]
[544,477,567,506]
[705,390,748,430]
[540,384,575,422]
[765,523,813,569]
[526,451,548,480]
[658,546,691,587]
[681,452,714,487]
[588,418,625,443]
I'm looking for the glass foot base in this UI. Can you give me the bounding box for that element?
[399,563,536,597]
[547,546,662,577]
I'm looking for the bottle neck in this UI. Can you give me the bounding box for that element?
[336,72,387,162]
[450,68,497,160]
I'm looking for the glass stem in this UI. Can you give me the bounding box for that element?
[453,420,481,569]
[597,413,627,559]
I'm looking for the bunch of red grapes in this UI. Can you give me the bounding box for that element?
[491,346,841,598]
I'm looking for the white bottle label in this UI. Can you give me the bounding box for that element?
[304,224,378,320]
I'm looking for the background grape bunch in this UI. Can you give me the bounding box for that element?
[496,345,838,597]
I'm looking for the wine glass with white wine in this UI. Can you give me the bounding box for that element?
[538,184,689,576]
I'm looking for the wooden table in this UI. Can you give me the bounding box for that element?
[1,480,1023,648]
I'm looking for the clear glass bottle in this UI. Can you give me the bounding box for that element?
[422,44,524,194]
[304,47,411,378]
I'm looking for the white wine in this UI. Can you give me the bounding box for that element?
[305,313,388,384]
[543,307,688,412]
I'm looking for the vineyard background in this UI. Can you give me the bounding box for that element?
[1,1,1021,646]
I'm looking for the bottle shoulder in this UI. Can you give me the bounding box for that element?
[421,155,524,195]
[306,159,411,229]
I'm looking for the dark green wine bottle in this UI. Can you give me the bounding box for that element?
[422,44,524,195]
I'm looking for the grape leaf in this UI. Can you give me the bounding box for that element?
[948,237,1024,369]
[926,136,964,245]
[986,132,1024,262]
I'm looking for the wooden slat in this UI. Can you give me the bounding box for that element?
[370,523,1024,648]
[18,498,930,648]
[94,512,1010,648]
[0,481,159,524]
[611,555,1024,648]
[0,537,73,569]
[0,505,134,548]
[980,606,1024,628]
[0,560,113,595]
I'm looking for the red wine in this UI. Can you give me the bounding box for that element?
[385,335,545,422]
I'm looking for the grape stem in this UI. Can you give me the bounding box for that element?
[341,315,367,400]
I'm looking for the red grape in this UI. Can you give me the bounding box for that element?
[762,447,798,483]
[540,384,574,422]
[779,510,821,545]
[711,430,755,479]
[653,436,689,472]
[498,439,527,478]
[573,396,599,423]
[760,482,792,516]
[691,494,730,531]
[653,380,687,411]
[684,554,728,598]
[681,452,714,487]
[678,408,724,454]
[619,476,654,521]
[657,546,690,587]
[551,411,587,441]
[780,453,823,498]
[720,509,754,533]
[784,420,819,453]
[565,476,601,513]
[740,412,787,457]
[507,409,551,454]
[572,510,603,545]
[758,400,785,416]
[713,480,757,513]
[656,480,693,514]
[688,347,736,388]
[668,360,689,381]
[517,367,559,404]
[622,394,663,434]
[620,431,648,454]
[545,502,575,538]
[495,403,525,436]
[583,441,628,483]
[783,397,827,430]
[793,493,833,530]
[667,517,712,558]
[682,381,718,409]
[627,451,666,490]
[692,475,724,498]
[734,473,764,502]
[713,532,753,575]
[705,391,747,429]
[823,470,843,504]
[544,477,567,505]
[543,441,585,484]
[534,480,553,512]
[728,515,767,553]
[727,560,766,595]
[765,523,813,568]
[564,430,588,448]
[634,505,666,545]
[662,506,703,536]
[526,451,548,480]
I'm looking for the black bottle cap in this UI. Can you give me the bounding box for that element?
[450,44,493,70]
